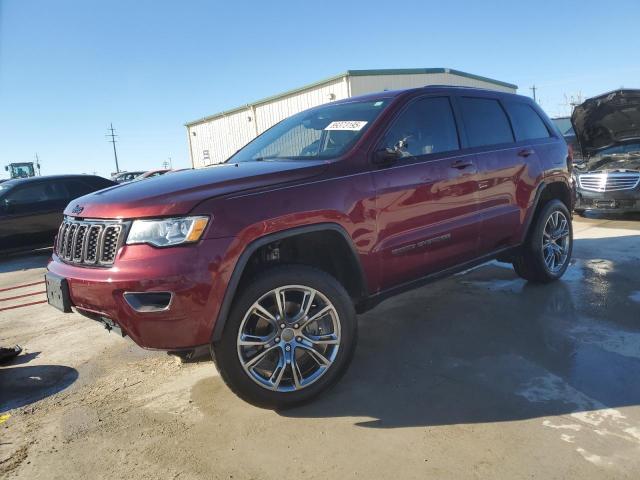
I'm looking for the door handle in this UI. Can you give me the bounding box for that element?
[451,160,474,169]
[517,149,535,158]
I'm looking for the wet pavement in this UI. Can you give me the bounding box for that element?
[1,214,639,479]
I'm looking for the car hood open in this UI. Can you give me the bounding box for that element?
[65,160,328,219]
[572,89,640,158]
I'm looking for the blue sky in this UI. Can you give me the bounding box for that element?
[1,0,639,179]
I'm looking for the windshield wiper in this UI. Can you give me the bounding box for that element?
[251,156,283,162]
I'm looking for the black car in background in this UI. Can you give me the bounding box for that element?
[0,175,116,253]
[571,90,640,213]
[551,117,582,161]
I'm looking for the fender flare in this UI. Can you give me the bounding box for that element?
[520,179,574,244]
[211,223,367,342]
[520,180,547,243]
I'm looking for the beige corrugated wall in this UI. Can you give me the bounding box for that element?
[187,72,516,168]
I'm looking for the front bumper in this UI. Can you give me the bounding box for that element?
[575,188,640,212]
[47,237,234,350]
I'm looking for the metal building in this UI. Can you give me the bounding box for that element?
[185,68,518,168]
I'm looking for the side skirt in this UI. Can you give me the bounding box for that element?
[355,246,519,314]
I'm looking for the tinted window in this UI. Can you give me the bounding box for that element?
[65,179,96,198]
[459,97,514,147]
[381,97,459,157]
[5,181,68,205]
[506,102,550,141]
[89,177,115,189]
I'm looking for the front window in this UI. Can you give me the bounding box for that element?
[228,99,390,163]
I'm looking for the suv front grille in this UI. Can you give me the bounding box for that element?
[56,219,126,266]
[579,172,640,192]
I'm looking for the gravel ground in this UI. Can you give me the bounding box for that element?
[1,214,640,479]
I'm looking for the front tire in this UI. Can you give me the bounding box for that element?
[212,265,357,409]
[513,199,573,283]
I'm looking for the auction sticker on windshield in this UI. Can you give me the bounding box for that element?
[325,121,368,131]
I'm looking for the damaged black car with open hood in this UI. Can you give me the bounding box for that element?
[572,89,640,213]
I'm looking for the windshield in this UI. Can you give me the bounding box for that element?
[552,118,575,136]
[228,99,390,163]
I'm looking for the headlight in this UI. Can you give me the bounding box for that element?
[126,216,209,247]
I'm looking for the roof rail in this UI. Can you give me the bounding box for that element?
[423,84,487,90]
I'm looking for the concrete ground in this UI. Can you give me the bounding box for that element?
[1,214,639,479]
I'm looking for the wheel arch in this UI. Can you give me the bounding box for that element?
[521,179,573,243]
[211,223,367,342]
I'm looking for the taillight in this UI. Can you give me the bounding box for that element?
[567,144,574,172]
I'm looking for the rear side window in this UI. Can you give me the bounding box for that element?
[65,179,97,198]
[505,102,550,141]
[5,181,68,205]
[381,97,459,157]
[459,97,514,147]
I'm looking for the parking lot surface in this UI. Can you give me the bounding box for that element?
[1,214,639,479]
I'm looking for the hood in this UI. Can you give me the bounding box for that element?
[572,89,640,158]
[65,160,328,219]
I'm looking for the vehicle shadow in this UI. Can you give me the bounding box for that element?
[280,235,640,428]
[577,210,640,222]
[0,249,51,274]
[0,364,78,413]
[3,351,40,366]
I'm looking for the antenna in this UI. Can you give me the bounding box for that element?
[530,85,538,102]
[35,153,41,176]
[106,123,120,173]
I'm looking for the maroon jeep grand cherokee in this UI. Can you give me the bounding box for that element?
[46,86,574,408]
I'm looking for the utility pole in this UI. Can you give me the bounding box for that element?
[106,123,120,173]
[35,153,41,176]
[530,85,538,103]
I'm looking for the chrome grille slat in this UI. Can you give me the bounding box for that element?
[55,219,125,267]
[57,223,69,254]
[72,225,88,262]
[100,225,122,264]
[84,225,103,264]
[579,172,640,192]
[64,224,77,260]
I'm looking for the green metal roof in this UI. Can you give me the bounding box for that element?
[185,68,518,127]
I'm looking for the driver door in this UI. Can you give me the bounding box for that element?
[371,96,482,290]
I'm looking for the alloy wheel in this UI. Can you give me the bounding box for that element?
[237,285,341,392]
[542,210,570,273]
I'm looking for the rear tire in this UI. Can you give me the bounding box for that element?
[212,265,357,409]
[513,199,573,283]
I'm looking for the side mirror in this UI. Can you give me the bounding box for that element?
[373,147,401,165]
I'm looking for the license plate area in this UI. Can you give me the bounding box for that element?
[45,272,72,313]
[594,200,617,209]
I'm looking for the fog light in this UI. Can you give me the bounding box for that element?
[123,292,173,312]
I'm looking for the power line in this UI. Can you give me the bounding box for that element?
[106,123,120,173]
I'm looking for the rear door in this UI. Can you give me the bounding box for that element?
[455,95,531,254]
[372,95,481,290]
